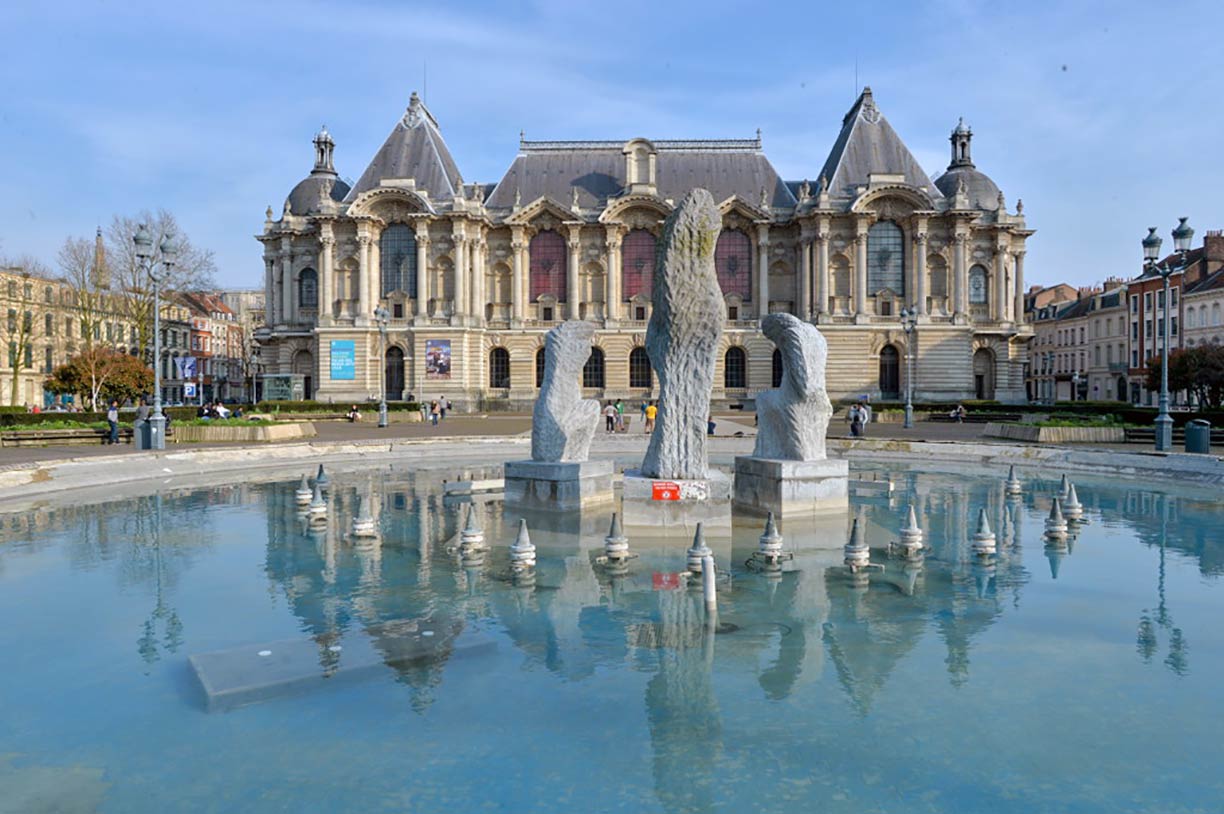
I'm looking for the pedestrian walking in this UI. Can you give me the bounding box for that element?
[106,401,120,445]
[847,403,863,438]
[615,398,625,432]
[603,402,616,433]
[644,401,657,433]
[430,400,440,426]
[439,398,448,421]
[859,398,872,437]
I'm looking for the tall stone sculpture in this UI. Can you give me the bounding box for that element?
[641,188,724,480]
[752,313,832,461]
[531,320,599,462]
[504,320,611,509]
[734,316,847,518]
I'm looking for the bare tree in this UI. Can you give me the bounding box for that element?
[0,256,54,406]
[57,235,133,408]
[106,210,216,360]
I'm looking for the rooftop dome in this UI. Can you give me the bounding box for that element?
[287,174,350,215]
[934,166,1000,210]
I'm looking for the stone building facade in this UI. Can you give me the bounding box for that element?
[1027,282,1128,403]
[256,89,1034,408]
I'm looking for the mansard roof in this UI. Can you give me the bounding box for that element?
[345,92,463,203]
[817,87,938,200]
[485,137,797,211]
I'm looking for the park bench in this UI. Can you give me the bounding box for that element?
[1123,427,1224,445]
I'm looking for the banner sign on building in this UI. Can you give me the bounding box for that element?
[330,340,356,381]
[175,356,197,380]
[425,339,451,380]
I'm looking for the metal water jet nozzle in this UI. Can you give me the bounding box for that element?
[843,517,871,571]
[1005,465,1023,496]
[307,482,328,521]
[971,508,997,557]
[351,495,377,538]
[315,464,330,489]
[687,523,713,574]
[1056,473,1070,502]
[603,513,629,561]
[748,512,793,571]
[509,518,536,570]
[890,504,925,560]
[294,474,312,505]
[1044,498,1068,544]
[460,504,487,550]
[1062,483,1084,521]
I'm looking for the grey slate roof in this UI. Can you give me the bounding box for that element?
[287,174,351,216]
[817,88,938,199]
[484,138,797,210]
[934,166,1000,210]
[345,93,463,203]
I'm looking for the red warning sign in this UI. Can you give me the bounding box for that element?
[653,572,683,590]
[652,481,680,501]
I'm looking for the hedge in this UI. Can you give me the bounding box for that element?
[255,400,421,413]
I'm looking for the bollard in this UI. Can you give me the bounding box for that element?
[701,554,717,624]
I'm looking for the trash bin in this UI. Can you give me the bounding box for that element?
[1185,419,1212,454]
[134,418,151,450]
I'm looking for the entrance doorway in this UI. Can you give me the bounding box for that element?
[385,346,405,400]
[973,348,996,400]
[879,345,900,399]
[1116,376,1126,402]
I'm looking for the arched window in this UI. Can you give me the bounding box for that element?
[715,230,752,300]
[622,229,656,300]
[530,230,567,301]
[535,347,546,388]
[1213,303,1222,326]
[724,346,747,389]
[489,347,510,389]
[298,268,318,308]
[1187,308,1196,329]
[969,265,989,305]
[973,348,996,399]
[583,347,605,389]
[629,347,652,388]
[385,346,405,400]
[867,221,904,295]
[771,348,783,388]
[380,225,417,298]
[879,345,900,397]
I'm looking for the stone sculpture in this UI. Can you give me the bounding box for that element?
[752,313,833,461]
[531,320,600,462]
[641,188,724,480]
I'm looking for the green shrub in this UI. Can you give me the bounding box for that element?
[255,400,420,413]
[182,417,275,426]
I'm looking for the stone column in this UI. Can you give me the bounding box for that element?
[264,257,275,325]
[816,224,830,321]
[854,218,869,320]
[415,221,430,319]
[953,230,968,319]
[452,222,467,322]
[756,224,770,317]
[1013,250,1026,324]
[280,237,294,326]
[511,226,526,325]
[356,229,371,320]
[913,226,928,316]
[319,225,334,323]
[605,227,622,323]
[471,232,486,322]
[994,242,1007,322]
[368,227,381,312]
[566,224,581,320]
[798,233,812,319]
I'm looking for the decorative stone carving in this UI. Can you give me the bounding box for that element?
[752,313,833,461]
[531,320,600,462]
[641,188,724,480]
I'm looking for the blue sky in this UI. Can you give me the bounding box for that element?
[2,0,1222,289]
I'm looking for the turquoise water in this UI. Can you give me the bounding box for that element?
[0,463,1221,813]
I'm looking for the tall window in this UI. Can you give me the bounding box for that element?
[583,347,605,388]
[530,230,567,301]
[622,229,656,300]
[879,345,900,396]
[724,346,747,389]
[489,347,510,389]
[380,225,418,298]
[867,221,904,295]
[715,230,752,300]
[969,265,989,305]
[44,347,53,373]
[44,313,53,336]
[298,268,318,308]
[629,347,652,388]
[535,347,546,388]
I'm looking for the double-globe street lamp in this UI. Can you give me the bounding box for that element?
[899,307,917,428]
[374,306,390,428]
[1141,217,1194,452]
[133,224,178,450]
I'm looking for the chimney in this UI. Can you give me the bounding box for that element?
[1205,230,1224,270]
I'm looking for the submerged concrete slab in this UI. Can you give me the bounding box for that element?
[503,459,614,510]
[733,456,849,516]
[621,468,732,529]
[189,617,495,712]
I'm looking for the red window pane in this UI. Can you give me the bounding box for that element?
[715,230,752,301]
[622,229,656,300]
[530,230,567,302]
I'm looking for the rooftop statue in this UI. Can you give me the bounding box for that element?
[641,188,724,480]
[532,320,600,462]
[753,313,832,461]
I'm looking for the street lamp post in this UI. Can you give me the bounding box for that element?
[900,307,917,429]
[374,306,389,428]
[1142,218,1194,451]
[133,225,178,451]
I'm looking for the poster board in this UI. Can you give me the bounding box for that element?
[425,339,451,380]
[329,340,356,381]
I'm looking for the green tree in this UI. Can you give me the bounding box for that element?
[45,348,154,409]
[1146,345,1224,409]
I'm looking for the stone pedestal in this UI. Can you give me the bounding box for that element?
[621,468,732,529]
[732,456,849,516]
[503,460,614,510]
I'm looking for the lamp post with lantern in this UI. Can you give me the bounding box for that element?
[900,307,917,428]
[374,305,390,428]
[1141,217,1194,452]
[133,224,178,451]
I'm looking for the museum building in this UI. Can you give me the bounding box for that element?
[256,87,1033,408]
